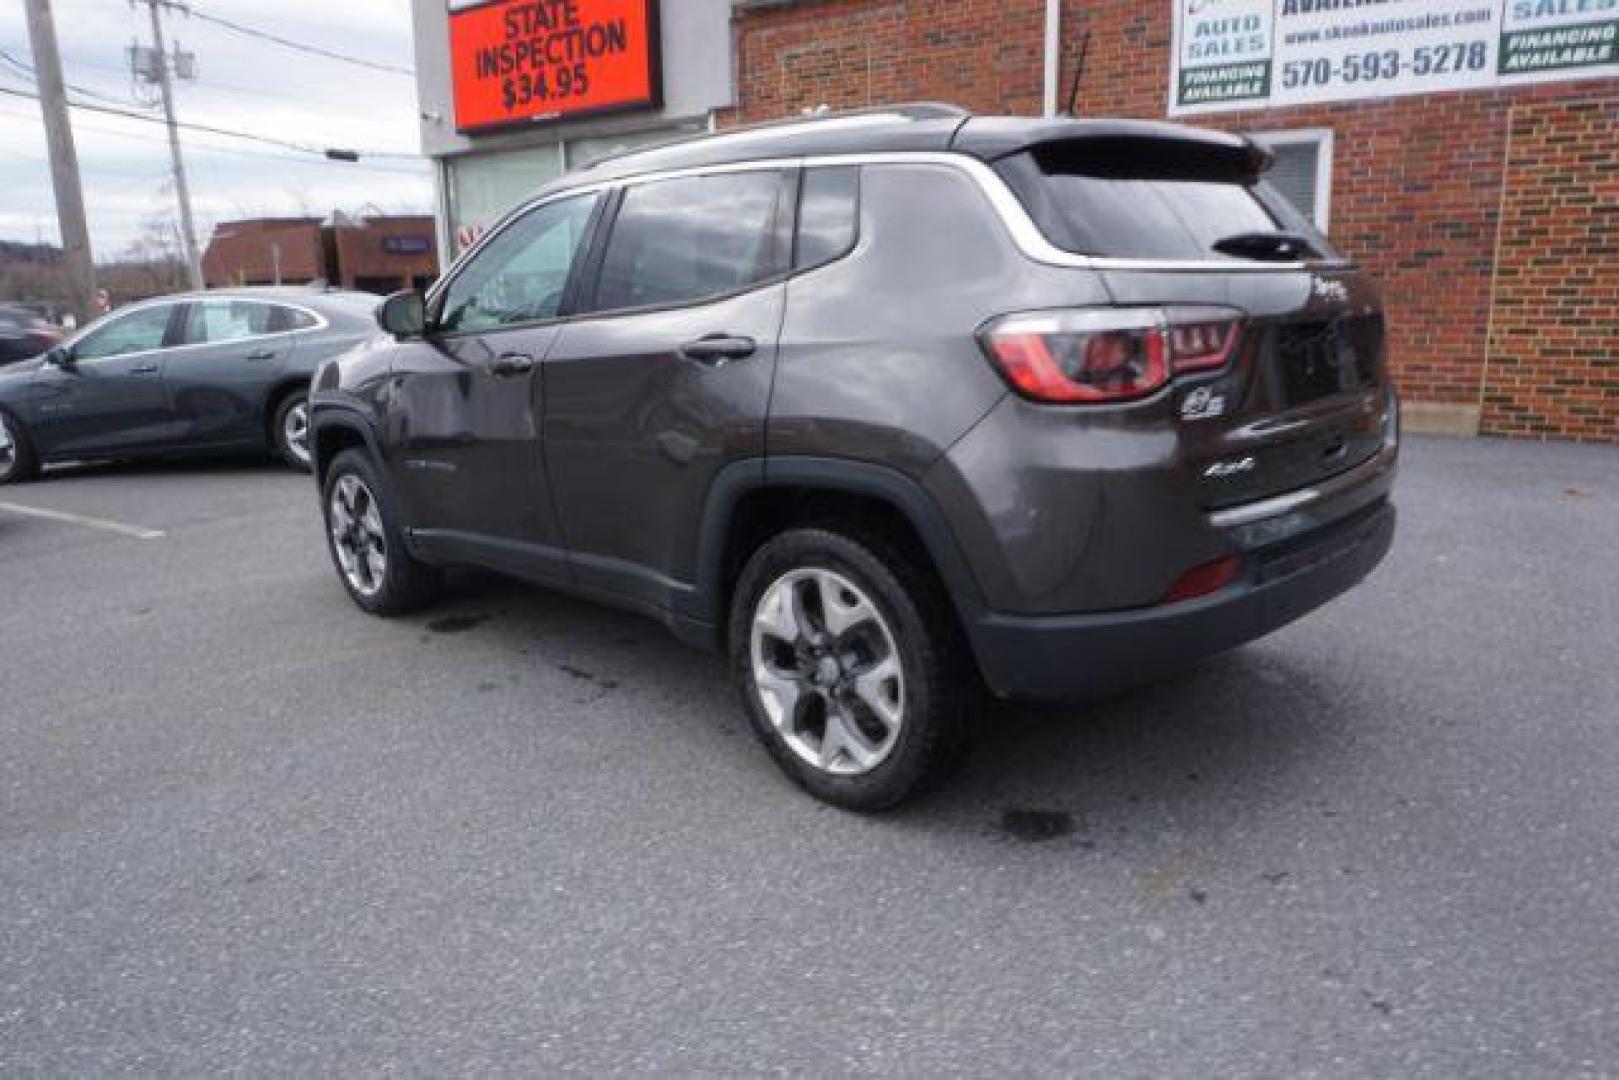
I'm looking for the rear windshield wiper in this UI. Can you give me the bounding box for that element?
[1211,231,1321,262]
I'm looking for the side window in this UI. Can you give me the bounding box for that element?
[73,305,174,360]
[438,192,601,333]
[592,170,789,314]
[268,305,319,333]
[794,166,859,270]
[180,300,277,345]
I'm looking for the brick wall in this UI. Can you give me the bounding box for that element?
[330,216,439,293]
[202,219,325,288]
[730,0,1047,122]
[729,0,1619,442]
[1483,98,1619,440]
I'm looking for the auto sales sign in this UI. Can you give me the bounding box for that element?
[1171,0,1619,115]
[449,0,661,133]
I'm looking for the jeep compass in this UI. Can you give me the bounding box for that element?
[310,105,1398,810]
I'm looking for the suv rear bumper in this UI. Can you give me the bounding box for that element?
[967,496,1395,700]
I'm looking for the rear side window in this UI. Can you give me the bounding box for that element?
[995,142,1342,263]
[794,166,859,270]
[592,170,790,313]
[181,300,278,344]
[268,305,318,333]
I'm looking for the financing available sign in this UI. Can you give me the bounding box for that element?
[1171,0,1619,115]
[448,0,661,133]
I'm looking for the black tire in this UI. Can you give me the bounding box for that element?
[272,391,312,472]
[0,408,39,485]
[729,527,977,811]
[321,448,441,615]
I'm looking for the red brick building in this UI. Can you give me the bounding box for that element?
[726,0,1619,442]
[203,215,439,295]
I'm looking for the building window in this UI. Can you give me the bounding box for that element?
[446,144,566,254]
[442,123,709,258]
[1249,129,1333,234]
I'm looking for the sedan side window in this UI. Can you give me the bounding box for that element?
[269,305,319,332]
[438,192,601,333]
[591,170,790,314]
[73,305,174,360]
[181,300,277,345]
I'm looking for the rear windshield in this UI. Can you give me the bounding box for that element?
[994,142,1343,263]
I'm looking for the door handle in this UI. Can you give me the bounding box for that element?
[130,363,160,375]
[245,349,277,361]
[489,352,535,377]
[680,334,757,365]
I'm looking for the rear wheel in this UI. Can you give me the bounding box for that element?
[0,409,38,485]
[322,448,440,615]
[729,527,976,811]
[273,391,312,471]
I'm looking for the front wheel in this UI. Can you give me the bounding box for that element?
[321,449,440,615]
[0,409,38,485]
[729,527,976,811]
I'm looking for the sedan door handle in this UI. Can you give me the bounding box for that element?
[680,334,757,365]
[245,349,277,361]
[489,352,535,377]
[130,363,160,374]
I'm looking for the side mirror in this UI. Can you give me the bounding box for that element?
[42,345,73,367]
[376,290,426,339]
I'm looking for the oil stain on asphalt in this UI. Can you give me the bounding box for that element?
[1000,809,1077,842]
[428,613,492,634]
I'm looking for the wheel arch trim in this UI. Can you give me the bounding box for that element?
[308,397,384,481]
[685,455,989,635]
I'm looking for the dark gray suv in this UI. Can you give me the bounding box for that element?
[310,105,1397,809]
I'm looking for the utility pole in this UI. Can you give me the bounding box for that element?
[22,0,96,323]
[137,0,204,290]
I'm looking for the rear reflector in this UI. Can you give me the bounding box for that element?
[980,307,1243,404]
[1162,555,1243,604]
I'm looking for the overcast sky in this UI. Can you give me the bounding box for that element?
[0,0,431,256]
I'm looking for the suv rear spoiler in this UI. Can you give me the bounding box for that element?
[951,117,1273,178]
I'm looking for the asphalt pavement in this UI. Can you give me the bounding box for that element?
[1,436,1616,1076]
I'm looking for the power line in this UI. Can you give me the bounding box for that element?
[182,5,414,77]
[4,40,417,153]
[0,84,421,162]
[0,101,428,175]
[0,45,150,110]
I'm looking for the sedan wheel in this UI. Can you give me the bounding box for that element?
[282,400,311,467]
[273,392,313,471]
[328,473,388,598]
[0,411,37,484]
[0,415,14,477]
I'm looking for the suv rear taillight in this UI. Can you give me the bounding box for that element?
[978,307,1243,404]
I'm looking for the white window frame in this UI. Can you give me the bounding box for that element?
[1248,127,1334,234]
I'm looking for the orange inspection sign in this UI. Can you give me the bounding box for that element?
[449,0,661,133]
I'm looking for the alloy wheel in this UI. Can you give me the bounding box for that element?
[283,401,311,466]
[0,415,14,479]
[749,568,906,776]
[328,473,387,597]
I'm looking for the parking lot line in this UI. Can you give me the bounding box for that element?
[0,500,167,541]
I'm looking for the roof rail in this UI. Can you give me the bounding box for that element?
[577,102,972,171]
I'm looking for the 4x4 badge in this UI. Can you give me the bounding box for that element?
[1181,385,1226,421]
[1204,456,1256,479]
[1312,277,1350,304]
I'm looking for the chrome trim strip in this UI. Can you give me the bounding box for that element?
[1208,442,1398,529]
[67,295,330,366]
[432,148,1331,306]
